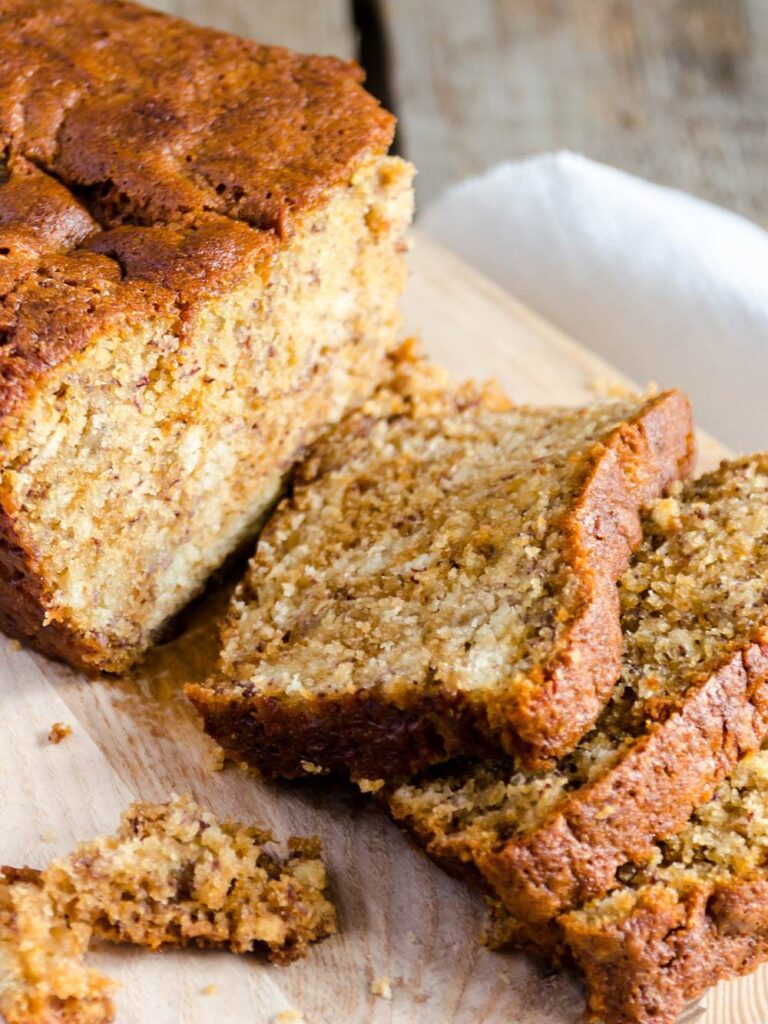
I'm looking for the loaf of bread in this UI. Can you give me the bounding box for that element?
[0,0,412,672]
[386,455,768,947]
[187,351,694,777]
[0,796,335,1024]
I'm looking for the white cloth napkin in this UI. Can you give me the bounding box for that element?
[420,151,768,452]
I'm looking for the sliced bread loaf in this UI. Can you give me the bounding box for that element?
[386,455,768,934]
[187,354,694,778]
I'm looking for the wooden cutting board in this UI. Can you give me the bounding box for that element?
[0,235,748,1024]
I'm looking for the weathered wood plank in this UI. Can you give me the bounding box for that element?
[382,0,768,222]
[148,0,356,59]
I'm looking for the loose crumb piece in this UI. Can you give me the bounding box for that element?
[0,797,336,1022]
[371,976,392,999]
[202,983,217,996]
[0,867,114,1024]
[9,639,21,651]
[48,722,73,744]
[47,795,336,964]
[272,1010,305,1024]
[357,778,385,794]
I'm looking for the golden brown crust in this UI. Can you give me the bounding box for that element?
[479,634,768,925]
[186,389,694,779]
[509,389,696,762]
[563,876,768,1024]
[0,0,393,422]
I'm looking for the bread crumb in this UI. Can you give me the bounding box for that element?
[272,1010,305,1024]
[357,778,385,794]
[48,723,72,744]
[650,496,682,532]
[206,745,226,772]
[202,984,217,996]
[10,639,21,652]
[371,977,392,999]
[299,760,325,776]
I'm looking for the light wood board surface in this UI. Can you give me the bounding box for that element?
[0,236,749,1024]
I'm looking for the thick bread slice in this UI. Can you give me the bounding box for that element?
[386,456,768,934]
[560,749,768,1024]
[187,353,694,777]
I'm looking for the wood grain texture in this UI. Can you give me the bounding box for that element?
[0,237,753,1024]
[147,0,355,58]
[382,0,768,221]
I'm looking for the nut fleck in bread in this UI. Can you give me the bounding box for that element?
[45,795,336,963]
[0,867,114,1024]
[187,352,694,778]
[386,456,768,938]
[0,0,412,673]
[560,748,768,1024]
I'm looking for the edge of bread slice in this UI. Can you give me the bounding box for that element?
[385,455,768,938]
[187,353,694,779]
[558,747,768,1024]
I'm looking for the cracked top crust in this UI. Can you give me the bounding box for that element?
[0,0,394,423]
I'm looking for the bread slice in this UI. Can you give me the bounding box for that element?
[44,794,336,963]
[187,351,694,778]
[0,0,412,672]
[0,867,114,1024]
[559,748,768,1024]
[386,455,768,935]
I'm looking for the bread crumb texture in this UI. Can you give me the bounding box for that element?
[0,868,114,1024]
[387,455,768,924]
[0,797,335,1023]
[561,747,768,1024]
[189,362,693,778]
[0,0,412,673]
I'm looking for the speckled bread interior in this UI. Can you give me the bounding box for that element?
[187,352,694,779]
[0,0,413,672]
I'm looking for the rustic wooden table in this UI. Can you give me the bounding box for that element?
[154,0,767,224]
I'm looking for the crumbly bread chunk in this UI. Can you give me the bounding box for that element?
[559,749,768,1024]
[188,353,693,778]
[386,456,768,934]
[45,795,336,964]
[0,797,334,1022]
[0,0,412,672]
[0,868,114,1024]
